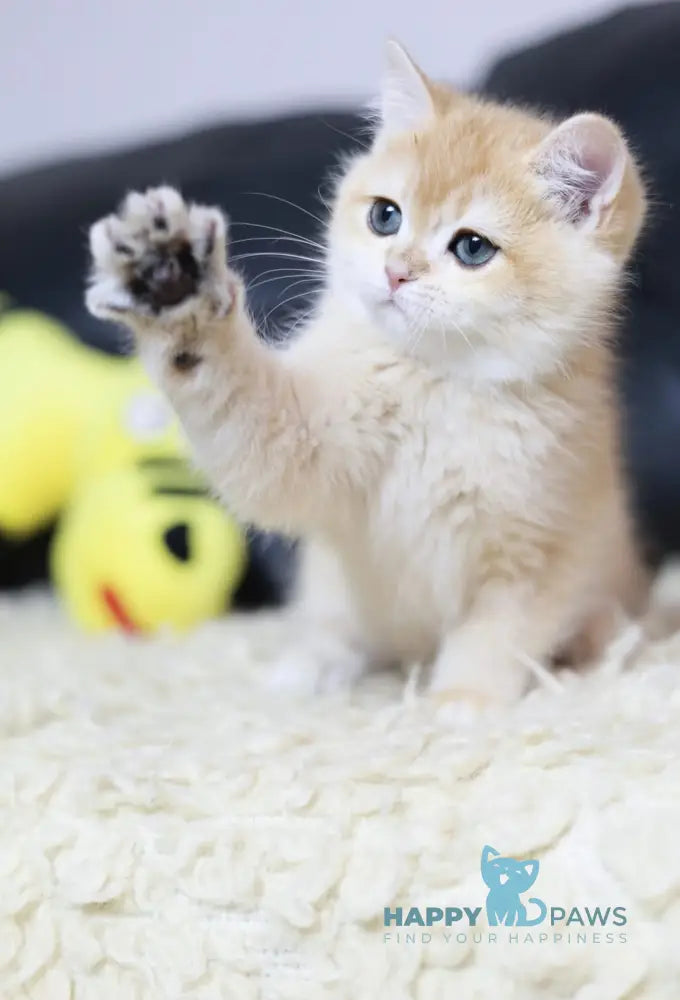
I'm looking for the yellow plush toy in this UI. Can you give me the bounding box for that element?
[52,459,245,633]
[0,308,246,633]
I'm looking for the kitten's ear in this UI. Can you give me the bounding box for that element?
[532,113,628,229]
[481,845,500,865]
[523,860,539,885]
[377,40,434,134]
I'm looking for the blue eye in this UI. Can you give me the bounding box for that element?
[449,230,497,267]
[368,198,402,236]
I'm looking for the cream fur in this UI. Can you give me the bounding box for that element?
[86,45,648,705]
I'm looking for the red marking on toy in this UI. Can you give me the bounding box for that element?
[101,586,140,634]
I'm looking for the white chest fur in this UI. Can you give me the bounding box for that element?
[323,368,575,662]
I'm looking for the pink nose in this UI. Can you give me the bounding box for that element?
[385,265,413,293]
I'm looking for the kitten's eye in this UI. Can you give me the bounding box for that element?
[449,230,497,267]
[368,198,402,236]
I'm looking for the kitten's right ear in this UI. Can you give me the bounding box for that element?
[377,40,435,134]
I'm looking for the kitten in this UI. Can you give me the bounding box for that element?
[85,41,649,705]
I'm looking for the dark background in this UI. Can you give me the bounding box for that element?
[2,1,679,600]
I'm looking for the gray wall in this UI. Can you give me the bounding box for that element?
[2,0,631,175]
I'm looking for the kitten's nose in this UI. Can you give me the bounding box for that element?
[385,264,414,293]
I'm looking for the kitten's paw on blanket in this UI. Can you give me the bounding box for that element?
[264,634,370,699]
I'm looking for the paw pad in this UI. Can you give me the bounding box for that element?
[86,187,235,324]
[129,242,200,312]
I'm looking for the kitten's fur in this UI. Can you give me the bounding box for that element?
[86,42,649,704]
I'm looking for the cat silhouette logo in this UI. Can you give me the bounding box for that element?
[481,845,548,927]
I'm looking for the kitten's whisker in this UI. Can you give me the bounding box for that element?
[436,314,448,356]
[247,272,321,294]
[413,323,429,356]
[320,118,370,151]
[405,317,421,353]
[246,265,323,285]
[447,315,473,351]
[229,235,324,250]
[250,275,320,306]
[275,276,321,300]
[242,191,325,227]
[229,221,325,251]
[286,305,317,339]
[405,311,428,357]
[261,301,316,343]
[246,266,323,291]
[317,185,332,212]
[229,251,323,266]
[263,289,318,326]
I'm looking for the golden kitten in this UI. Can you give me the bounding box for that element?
[86,41,649,704]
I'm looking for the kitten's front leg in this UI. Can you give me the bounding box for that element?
[429,589,561,706]
[86,188,344,533]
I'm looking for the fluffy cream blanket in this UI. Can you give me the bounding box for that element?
[1,585,679,999]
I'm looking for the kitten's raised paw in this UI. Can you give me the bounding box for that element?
[86,186,238,327]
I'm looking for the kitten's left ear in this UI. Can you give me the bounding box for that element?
[532,113,628,230]
[377,40,435,134]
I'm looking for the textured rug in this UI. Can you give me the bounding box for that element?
[2,583,680,1000]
